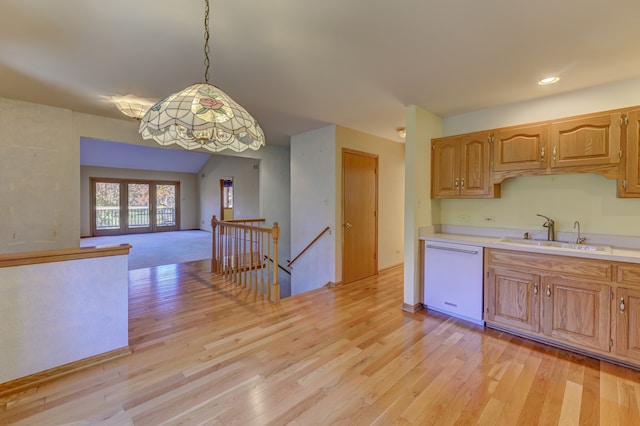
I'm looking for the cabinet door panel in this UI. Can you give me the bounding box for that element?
[625,110,640,194]
[616,287,640,361]
[460,134,490,196]
[486,268,540,333]
[542,278,610,352]
[493,125,548,171]
[431,137,460,198]
[550,113,621,168]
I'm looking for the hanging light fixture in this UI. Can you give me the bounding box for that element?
[139,0,265,152]
[111,95,156,120]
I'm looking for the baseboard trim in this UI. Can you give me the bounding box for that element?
[0,346,131,397]
[328,264,404,289]
[379,263,404,274]
[402,302,424,314]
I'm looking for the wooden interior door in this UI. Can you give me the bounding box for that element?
[342,149,378,284]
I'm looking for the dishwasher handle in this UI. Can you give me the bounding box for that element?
[426,244,479,255]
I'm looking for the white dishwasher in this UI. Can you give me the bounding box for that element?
[423,240,484,325]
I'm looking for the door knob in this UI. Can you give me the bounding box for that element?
[345,223,353,229]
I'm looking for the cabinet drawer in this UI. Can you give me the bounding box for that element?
[616,263,640,286]
[487,249,613,281]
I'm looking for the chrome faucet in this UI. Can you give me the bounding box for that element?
[574,220,587,244]
[537,214,556,241]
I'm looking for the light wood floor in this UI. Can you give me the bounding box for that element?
[2,261,640,425]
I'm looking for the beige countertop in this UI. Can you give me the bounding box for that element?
[420,231,640,264]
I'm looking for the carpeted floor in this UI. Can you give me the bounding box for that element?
[80,230,212,270]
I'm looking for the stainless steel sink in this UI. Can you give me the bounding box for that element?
[498,238,612,253]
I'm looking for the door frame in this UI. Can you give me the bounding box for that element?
[219,177,234,221]
[90,177,180,236]
[341,148,379,284]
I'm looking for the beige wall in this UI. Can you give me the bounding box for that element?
[403,106,443,309]
[440,174,639,237]
[290,125,336,294]
[0,98,79,254]
[198,155,260,230]
[80,166,200,237]
[335,125,406,278]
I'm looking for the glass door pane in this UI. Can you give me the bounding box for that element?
[156,184,178,230]
[127,183,151,232]
[95,182,121,231]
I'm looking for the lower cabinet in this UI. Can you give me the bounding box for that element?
[616,286,640,362]
[541,277,610,352]
[486,268,540,333]
[485,248,640,368]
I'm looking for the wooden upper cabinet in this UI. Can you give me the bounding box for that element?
[550,112,622,168]
[460,133,491,197]
[433,106,639,196]
[431,136,460,198]
[431,132,496,198]
[623,109,640,195]
[492,124,549,172]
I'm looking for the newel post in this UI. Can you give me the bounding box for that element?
[271,222,280,302]
[211,215,218,273]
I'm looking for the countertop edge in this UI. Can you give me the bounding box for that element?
[420,233,640,264]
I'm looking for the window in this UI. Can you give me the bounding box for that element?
[91,178,180,236]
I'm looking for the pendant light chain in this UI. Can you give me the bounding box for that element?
[203,0,210,84]
[138,0,265,152]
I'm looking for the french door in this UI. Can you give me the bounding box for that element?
[91,178,180,236]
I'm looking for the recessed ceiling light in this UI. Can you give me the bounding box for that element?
[538,76,559,85]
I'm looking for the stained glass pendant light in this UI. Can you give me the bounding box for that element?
[139,0,265,152]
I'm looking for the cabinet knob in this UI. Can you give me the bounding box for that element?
[546,285,551,298]
[553,146,557,161]
[455,178,459,189]
[345,222,353,229]
[620,297,626,312]
[533,282,538,295]
[460,178,465,189]
[541,146,545,162]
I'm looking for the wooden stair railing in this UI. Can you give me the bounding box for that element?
[264,255,291,275]
[211,215,280,302]
[287,226,331,268]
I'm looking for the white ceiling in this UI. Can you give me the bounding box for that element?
[3,0,640,149]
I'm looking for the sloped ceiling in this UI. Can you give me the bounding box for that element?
[80,138,211,173]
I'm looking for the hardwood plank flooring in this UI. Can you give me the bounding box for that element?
[2,261,640,425]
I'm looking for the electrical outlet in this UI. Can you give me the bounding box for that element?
[484,216,495,223]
